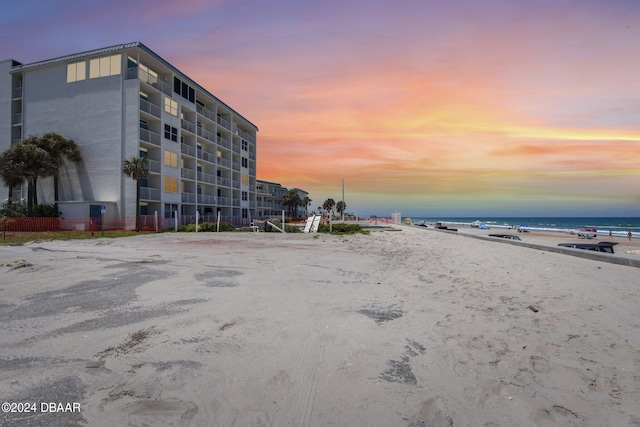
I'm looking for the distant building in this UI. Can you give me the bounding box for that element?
[256,180,309,218]
[0,42,258,227]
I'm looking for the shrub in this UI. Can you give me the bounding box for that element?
[198,222,217,232]
[318,223,368,235]
[185,224,197,232]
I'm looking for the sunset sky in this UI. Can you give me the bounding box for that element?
[2,0,639,216]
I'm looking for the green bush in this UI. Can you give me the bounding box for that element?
[218,221,236,232]
[0,202,26,217]
[0,202,61,217]
[318,223,368,235]
[185,224,197,232]
[284,224,301,233]
[198,222,217,232]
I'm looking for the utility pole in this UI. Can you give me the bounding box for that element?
[341,178,345,221]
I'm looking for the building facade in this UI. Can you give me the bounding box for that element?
[0,42,258,228]
[256,180,310,219]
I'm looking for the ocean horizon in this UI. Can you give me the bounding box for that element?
[408,216,640,234]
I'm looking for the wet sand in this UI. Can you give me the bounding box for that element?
[1,227,639,426]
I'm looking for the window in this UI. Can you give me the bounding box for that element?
[139,62,158,83]
[241,157,248,168]
[242,208,248,219]
[164,203,178,219]
[164,97,178,116]
[173,76,195,103]
[242,191,248,201]
[89,54,121,79]
[242,174,248,185]
[164,124,178,142]
[140,120,149,130]
[164,150,178,168]
[164,177,178,193]
[67,61,86,83]
[140,91,149,101]
[242,140,248,151]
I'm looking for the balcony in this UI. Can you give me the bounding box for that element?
[127,67,172,95]
[217,116,231,130]
[140,128,161,146]
[12,86,22,99]
[196,105,216,122]
[140,98,161,118]
[197,127,216,143]
[198,171,216,184]
[217,176,230,187]
[199,150,215,163]
[198,194,216,204]
[218,158,232,169]
[217,136,231,150]
[181,169,195,180]
[181,119,196,134]
[182,192,195,203]
[218,197,231,206]
[140,187,161,200]
[181,143,196,157]
[236,128,255,144]
[147,159,161,173]
[11,113,22,126]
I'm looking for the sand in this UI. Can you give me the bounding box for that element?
[1,226,639,426]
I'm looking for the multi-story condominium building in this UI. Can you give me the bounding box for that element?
[0,42,258,228]
[256,180,310,219]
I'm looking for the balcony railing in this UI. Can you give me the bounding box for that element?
[12,113,22,125]
[181,119,196,134]
[218,158,231,169]
[127,67,172,95]
[140,98,161,118]
[232,180,240,189]
[181,169,195,180]
[147,159,161,173]
[217,136,231,150]
[182,192,195,203]
[218,177,230,187]
[199,150,215,163]
[140,187,161,200]
[12,86,22,99]
[217,116,231,130]
[196,105,216,122]
[198,171,216,184]
[181,143,196,157]
[197,127,216,143]
[198,194,216,204]
[218,197,231,206]
[140,128,161,146]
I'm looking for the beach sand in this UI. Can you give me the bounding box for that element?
[1,226,639,426]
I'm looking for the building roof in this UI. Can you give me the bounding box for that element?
[10,41,258,131]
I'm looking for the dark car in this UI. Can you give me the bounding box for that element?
[558,242,617,254]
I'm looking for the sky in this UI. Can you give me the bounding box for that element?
[2,0,639,217]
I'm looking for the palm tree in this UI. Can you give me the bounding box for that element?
[122,156,148,231]
[282,189,302,217]
[323,198,336,219]
[35,132,82,208]
[0,148,24,205]
[2,138,56,216]
[302,196,312,217]
[336,201,346,219]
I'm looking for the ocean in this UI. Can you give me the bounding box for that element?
[409,217,640,236]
